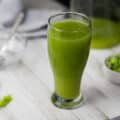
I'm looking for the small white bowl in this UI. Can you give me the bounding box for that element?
[103,57,120,85]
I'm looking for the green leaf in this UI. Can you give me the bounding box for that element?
[0,95,12,108]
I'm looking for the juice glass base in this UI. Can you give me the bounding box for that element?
[51,93,84,109]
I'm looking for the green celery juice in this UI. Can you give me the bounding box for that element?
[48,20,91,99]
[91,18,120,49]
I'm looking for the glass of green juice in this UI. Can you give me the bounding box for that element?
[48,12,91,109]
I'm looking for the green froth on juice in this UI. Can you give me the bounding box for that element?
[91,18,120,49]
[48,20,91,99]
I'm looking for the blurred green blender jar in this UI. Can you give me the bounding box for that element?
[71,0,120,49]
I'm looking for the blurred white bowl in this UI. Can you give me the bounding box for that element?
[103,57,120,85]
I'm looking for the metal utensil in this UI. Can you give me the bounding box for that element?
[9,13,24,39]
[0,13,24,67]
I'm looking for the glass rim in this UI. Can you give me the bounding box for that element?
[48,11,91,33]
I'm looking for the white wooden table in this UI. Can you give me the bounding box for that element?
[0,38,120,120]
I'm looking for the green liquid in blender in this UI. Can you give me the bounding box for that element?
[91,18,120,49]
[48,20,91,99]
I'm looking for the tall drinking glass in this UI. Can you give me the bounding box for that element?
[48,12,91,109]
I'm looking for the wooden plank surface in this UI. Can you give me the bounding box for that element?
[0,39,120,120]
